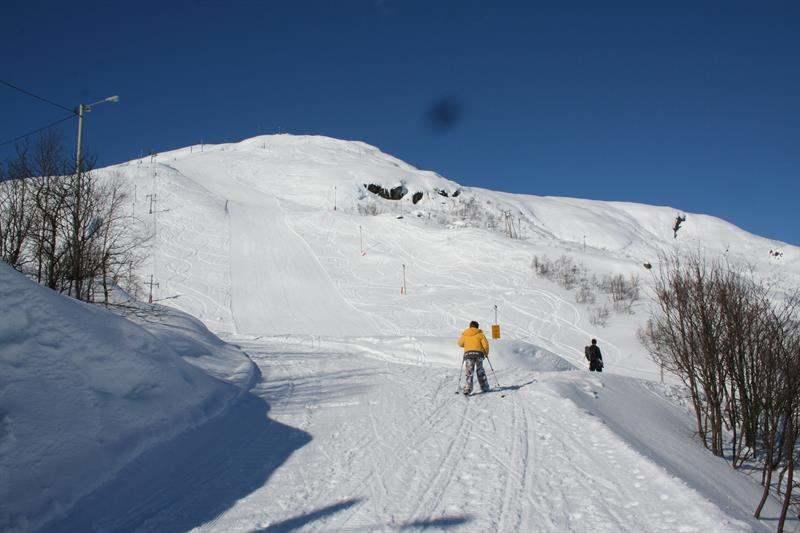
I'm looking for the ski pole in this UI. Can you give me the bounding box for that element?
[486,356,501,388]
[456,355,466,394]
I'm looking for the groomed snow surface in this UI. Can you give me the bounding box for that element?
[4,134,798,531]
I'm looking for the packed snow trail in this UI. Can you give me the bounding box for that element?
[45,335,784,531]
[180,337,763,532]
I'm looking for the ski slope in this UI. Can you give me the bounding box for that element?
[51,134,799,531]
[108,134,799,379]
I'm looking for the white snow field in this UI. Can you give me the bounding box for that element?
[10,134,799,531]
[0,263,256,532]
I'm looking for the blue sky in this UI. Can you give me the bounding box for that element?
[2,1,798,244]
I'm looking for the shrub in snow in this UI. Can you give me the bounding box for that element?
[600,273,640,304]
[532,254,585,291]
[358,202,381,216]
[531,255,552,278]
[589,305,610,327]
[459,196,481,221]
[554,255,582,290]
[575,283,596,305]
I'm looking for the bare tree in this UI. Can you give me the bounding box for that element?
[0,144,36,268]
[642,251,800,530]
[1,134,146,303]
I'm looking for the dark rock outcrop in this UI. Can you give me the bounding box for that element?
[364,183,408,200]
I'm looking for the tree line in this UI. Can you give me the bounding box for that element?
[0,133,145,303]
[641,252,800,532]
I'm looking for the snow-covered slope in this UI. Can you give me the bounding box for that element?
[0,263,255,531]
[56,134,796,531]
[106,134,799,378]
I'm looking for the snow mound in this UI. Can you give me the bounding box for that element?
[0,263,254,531]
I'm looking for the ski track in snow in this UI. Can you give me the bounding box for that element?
[179,336,753,533]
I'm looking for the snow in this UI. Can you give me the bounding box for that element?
[7,133,799,530]
[0,263,254,531]
[47,336,767,531]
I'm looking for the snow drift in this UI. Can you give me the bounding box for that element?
[0,263,254,531]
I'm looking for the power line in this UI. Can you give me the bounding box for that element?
[0,114,75,147]
[0,79,74,114]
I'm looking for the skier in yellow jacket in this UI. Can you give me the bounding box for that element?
[458,321,490,395]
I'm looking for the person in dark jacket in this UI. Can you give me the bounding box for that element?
[585,339,603,372]
[673,215,686,239]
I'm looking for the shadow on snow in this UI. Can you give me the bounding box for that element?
[256,497,472,532]
[256,498,362,532]
[44,392,311,532]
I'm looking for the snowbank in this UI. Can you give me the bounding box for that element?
[0,264,254,531]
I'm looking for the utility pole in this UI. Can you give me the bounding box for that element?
[503,211,516,239]
[359,225,364,255]
[401,264,407,295]
[334,186,337,211]
[147,274,160,304]
[146,193,156,214]
[72,94,119,299]
[75,105,85,174]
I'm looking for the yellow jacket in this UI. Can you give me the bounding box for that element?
[458,327,489,356]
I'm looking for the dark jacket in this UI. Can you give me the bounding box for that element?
[587,344,602,361]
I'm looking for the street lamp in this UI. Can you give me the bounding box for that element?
[71,94,118,300]
[75,95,119,174]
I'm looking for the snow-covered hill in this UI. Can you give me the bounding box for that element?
[33,134,796,531]
[0,263,256,531]
[106,134,799,378]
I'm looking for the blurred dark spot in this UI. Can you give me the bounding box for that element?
[374,0,392,16]
[426,96,463,133]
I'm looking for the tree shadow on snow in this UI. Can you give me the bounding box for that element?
[256,498,361,531]
[256,500,472,532]
[44,392,311,533]
[396,515,472,529]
